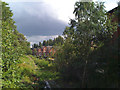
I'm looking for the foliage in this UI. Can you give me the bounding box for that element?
[32,35,64,48]
[87,36,119,88]
[34,58,49,68]
[32,43,39,48]
[3,54,59,88]
[43,40,47,46]
[55,1,118,88]
[39,42,42,48]
[28,55,60,87]
[2,2,31,88]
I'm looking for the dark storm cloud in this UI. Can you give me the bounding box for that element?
[9,2,67,36]
[15,14,66,36]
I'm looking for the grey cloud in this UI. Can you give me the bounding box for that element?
[9,2,67,36]
[26,35,58,42]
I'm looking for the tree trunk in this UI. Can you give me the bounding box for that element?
[82,60,87,88]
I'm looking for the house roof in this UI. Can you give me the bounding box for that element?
[107,6,118,14]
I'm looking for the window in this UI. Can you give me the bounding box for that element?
[118,24,120,27]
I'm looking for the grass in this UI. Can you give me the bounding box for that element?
[16,55,59,88]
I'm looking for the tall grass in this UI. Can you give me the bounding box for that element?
[16,55,59,88]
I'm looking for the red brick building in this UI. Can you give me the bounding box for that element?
[107,6,120,41]
[32,46,56,58]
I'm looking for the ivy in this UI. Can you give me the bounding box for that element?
[2,2,31,88]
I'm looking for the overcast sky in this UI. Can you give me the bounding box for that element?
[3,0,119,47]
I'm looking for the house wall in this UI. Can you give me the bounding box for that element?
[32,46,56,57]
[108,7,120,42]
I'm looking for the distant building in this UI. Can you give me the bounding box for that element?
[107,6,120,41]
[90,6,119,49]
[32,46,56,58]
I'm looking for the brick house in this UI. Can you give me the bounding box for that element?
[90,6,119,49]
[32,46,56,58]
[107,6,120,41]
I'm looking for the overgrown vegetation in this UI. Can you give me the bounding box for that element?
[2,2,31,88]
[1,2,58,88]
[32,35,64,48]
[16,55,59,89]
[1,0,119,88]
[55,1,119,88]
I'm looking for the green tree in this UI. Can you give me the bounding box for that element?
[48,39,53,46]
[33,48,37,56]
[52,36,64,46]
[43,40,47,46]
[55,1,117,88]
[14,30,32,54]
[39,42,42,48]
[33,43,38,48]
[2,2,32,88]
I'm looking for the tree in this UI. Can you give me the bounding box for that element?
[55,1,117,88]
[33,36,64,47]
[33,43,38,48]
[43,40,47,46]
[39,42,42,48]
[48,39,53,46]
[2,2,32,88]
[52,36,64,46]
